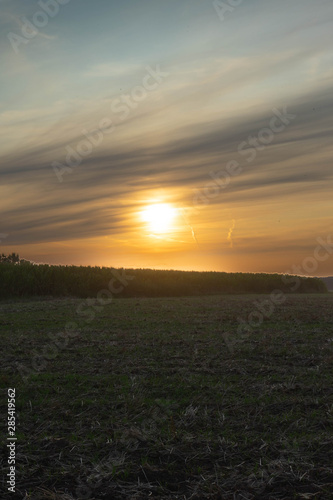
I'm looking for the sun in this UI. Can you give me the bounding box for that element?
[141,203,177,233]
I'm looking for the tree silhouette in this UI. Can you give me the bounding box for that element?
[0,252,20,264]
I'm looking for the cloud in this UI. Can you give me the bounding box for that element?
[227,220,235,248]
[1,36,333,250]
[84,62,142,78]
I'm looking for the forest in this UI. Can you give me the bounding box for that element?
[0,253,327,299]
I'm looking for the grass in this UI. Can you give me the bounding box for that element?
[1,294,333,499]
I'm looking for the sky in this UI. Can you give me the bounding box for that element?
[0,0,332,275]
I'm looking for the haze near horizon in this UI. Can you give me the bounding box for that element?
[1,0,332,275]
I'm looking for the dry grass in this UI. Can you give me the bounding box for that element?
[1,294,333,499]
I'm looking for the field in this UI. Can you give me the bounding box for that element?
[1,294,333,499]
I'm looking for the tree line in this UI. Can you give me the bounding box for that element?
[0,254,327,299]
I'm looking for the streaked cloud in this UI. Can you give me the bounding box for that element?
[1,0,332,273]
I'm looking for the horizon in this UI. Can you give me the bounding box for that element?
[1,1,333,275]
[2,252,332,279]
